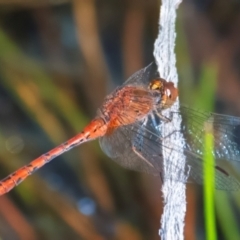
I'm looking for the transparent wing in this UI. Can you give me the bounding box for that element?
[99,106,240,190]
[178,106,240,162]
[134,121,240,190]
[99,113,193,182]
[122,62,159,87]
[99,117,162,175]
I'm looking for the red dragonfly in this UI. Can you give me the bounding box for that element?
[0,63,240,195]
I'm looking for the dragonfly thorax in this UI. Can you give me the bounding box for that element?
[99,86,155,132]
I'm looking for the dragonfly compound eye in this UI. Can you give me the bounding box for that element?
[166,89,172,98]
[149,79,164,91]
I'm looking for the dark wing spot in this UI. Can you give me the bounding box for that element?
[215,166,229,176]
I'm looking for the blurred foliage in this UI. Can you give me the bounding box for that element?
[201,64,217,240]
[0,0,240,240]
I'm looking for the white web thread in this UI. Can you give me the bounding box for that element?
[153,0,188,240]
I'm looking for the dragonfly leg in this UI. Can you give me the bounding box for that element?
[154,109,173,123]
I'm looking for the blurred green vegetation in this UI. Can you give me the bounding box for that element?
[201,65,217,240]
[0,0,239,240]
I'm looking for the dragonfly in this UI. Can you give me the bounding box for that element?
[0,63,240,195]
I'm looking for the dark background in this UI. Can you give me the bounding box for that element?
[0,0,240,239]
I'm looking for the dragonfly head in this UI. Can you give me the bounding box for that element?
[149,78,178,108]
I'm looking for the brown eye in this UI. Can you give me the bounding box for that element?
[165,88,172,98]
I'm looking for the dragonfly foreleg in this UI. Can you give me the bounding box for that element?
[154,109,173,123]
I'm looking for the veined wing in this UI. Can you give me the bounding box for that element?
[99,106,240,190]
[177,106,240,163]
[99,115,164,175]
[122,62,159,88]
[134,117,240,190]
[99,112,192,183]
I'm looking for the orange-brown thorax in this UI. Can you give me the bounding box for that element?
[148,78,178,108]
[101,86,154,134]
[100,78,178,135]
